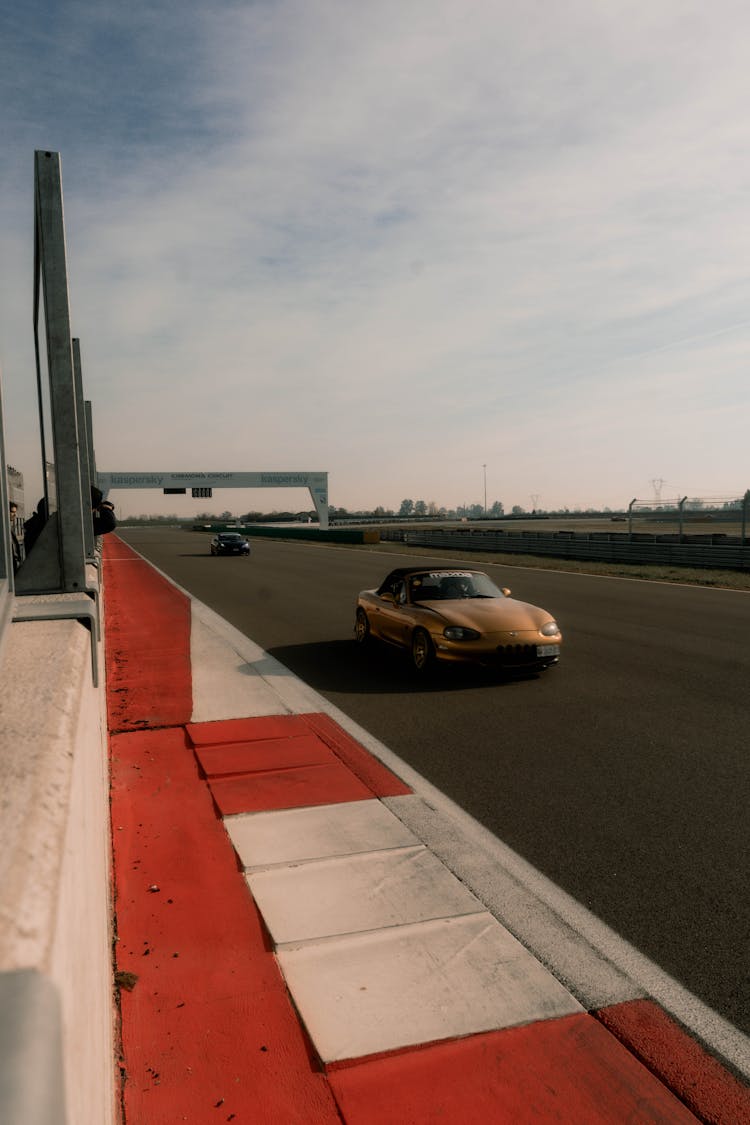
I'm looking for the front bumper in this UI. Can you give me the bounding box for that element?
[433,632,561,669]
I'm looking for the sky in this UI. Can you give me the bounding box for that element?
[1,0,749,518]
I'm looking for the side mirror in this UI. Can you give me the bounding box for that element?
[380,591,396,604]
[501,587,511,597]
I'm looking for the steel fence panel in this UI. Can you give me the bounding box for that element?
[382,529,749,571]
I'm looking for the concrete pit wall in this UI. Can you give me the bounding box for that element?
[0,616,115,1125]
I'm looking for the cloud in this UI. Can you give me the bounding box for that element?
[1,0,749,513]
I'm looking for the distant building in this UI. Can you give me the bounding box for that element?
[6,465,24,517]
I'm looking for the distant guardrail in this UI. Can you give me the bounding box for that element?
[198,523,380,546]
[192,520,750,570]
[379,527,750,571]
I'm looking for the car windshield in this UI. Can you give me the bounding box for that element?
[219,534,243,540]
[409,571,502,601]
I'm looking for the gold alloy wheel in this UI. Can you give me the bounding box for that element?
[411,628,433,672]
[354,607,370,645]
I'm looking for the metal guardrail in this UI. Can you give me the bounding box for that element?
[381,527,750,571]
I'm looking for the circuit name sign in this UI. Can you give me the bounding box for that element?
[97,470,330,528]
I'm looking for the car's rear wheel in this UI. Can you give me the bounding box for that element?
[411,628,434,673]
[354,607,371,646]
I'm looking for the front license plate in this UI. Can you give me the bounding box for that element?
[536,644,560,657]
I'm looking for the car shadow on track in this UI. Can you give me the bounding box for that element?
[266,639,542,696]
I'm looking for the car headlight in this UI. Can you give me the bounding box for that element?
[443,626,481,641]
[540,621,560,637]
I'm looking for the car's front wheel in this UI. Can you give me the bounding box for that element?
[354,607,371,646]
[411,628,434,674]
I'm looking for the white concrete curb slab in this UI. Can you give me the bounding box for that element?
[225,799,419,870]
[278,912,583,1062]
[248,844,484,946]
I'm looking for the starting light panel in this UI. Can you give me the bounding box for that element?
[192,487,213,498]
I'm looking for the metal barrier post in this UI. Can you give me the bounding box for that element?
[0,382,15,653]
[72,340,95,561]
[84,401,97,493]
[15,152,88,594]
[678,495,687,541]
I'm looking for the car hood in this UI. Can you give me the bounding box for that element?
[419,597,555,633]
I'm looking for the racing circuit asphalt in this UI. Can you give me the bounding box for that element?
[118,527,750,1041]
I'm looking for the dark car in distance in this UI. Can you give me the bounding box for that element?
[210,532,251,556]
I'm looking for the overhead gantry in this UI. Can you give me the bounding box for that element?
[96,470,330,529]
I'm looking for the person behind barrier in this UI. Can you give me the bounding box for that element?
[91,486,117,536]
[23,497,48,556]
[9,501,23,573]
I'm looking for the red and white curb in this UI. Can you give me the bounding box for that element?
[196,718,580,1063]
[104,536,749,1124]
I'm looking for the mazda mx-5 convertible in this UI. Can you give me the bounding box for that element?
[354,566,562,675]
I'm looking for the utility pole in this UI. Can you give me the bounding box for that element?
[483,464,487,515]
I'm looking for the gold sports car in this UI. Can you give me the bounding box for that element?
[354,566,562,674]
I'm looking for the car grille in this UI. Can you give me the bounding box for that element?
[496,643,538,666]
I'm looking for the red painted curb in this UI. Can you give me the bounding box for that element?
[111,726,341,1124]
[207,760,375,815]
[193,733,338,777]
[186,713,412,798]
[103,536,192,731]
[186,714,412,815]
[302,712,412,797]
[327,1014,700,1123]
[186,715,314,746]
[596,1000,750,1125]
